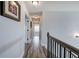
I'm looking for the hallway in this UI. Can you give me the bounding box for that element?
[1,1,79,58]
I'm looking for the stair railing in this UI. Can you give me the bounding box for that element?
[47,32,79,58]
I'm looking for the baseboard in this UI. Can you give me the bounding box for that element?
[20,50,24,58]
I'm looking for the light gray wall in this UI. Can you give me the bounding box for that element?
[41,11,79,49]
[0,1,29,58]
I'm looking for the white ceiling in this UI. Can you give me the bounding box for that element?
[24,1,43,13]
[24,1,79,15]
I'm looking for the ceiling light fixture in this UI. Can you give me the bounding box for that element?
[32,15,40,19]
[32,1,39,6]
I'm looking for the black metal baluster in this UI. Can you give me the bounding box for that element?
[64,47,66,58]
[52,40,53,58]
[49,38,51,58]
[51,39,52,58]
[57,43,58,58]
[55,41,56,57]
[53,40,54,57]
[60,44,62,58]
[69,51,71,58]
[47,32,49,57]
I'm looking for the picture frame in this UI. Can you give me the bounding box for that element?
[0,1,21,21]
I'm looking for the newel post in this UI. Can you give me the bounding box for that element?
[47,32,49,57]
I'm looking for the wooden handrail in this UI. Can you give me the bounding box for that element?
[47,32,79,58]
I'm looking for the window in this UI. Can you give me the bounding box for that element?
[34,24,39,32]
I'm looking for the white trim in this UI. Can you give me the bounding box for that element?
[20,50,24,58]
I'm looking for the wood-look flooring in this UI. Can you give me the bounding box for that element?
[23,43,47,58]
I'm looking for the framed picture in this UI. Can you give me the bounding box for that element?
[0,1,21,21]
